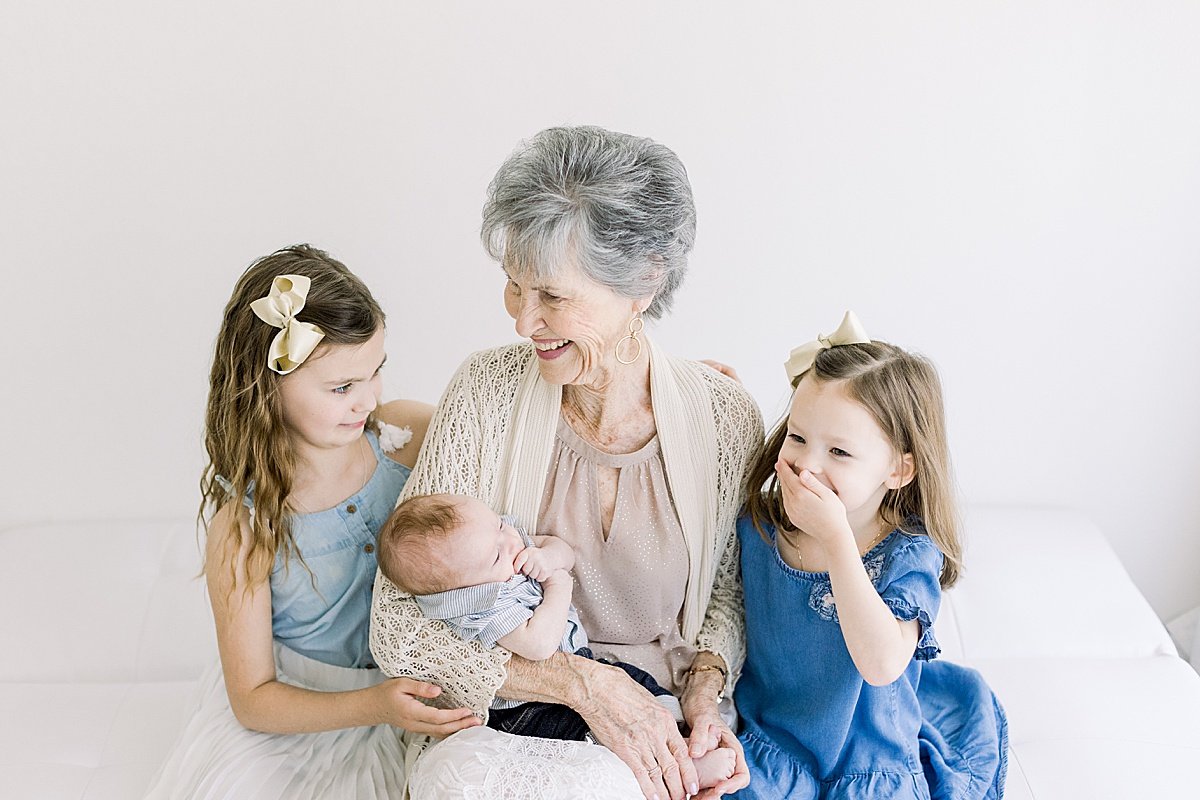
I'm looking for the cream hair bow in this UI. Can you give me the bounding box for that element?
[250,275,325,375]
[784,310,871,385]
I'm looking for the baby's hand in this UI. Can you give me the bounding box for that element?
[514,545,557,583]
[775,458,853,546]
[540,567,573,590]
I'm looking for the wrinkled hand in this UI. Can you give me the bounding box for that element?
[373,677,482,737]
[514,545,557,582]
[685,709,748,799]
[680,674,748,800]
[578,662,699,800]
[775,458,853,547]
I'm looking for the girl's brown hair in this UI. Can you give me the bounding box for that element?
[744,341,962,588]
[201,244,385,590]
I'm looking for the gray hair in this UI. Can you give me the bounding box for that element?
[481,125,696,320]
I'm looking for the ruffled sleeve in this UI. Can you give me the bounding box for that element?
[877,533,944,661]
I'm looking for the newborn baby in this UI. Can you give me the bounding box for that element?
[377,493,736,788]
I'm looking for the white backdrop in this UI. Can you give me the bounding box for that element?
[2,2,1198,622]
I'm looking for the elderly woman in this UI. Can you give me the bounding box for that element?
[370,126,762,800]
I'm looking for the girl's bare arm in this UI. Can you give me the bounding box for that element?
[207,503,480,735]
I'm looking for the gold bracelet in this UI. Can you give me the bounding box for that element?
[686,663,728,702]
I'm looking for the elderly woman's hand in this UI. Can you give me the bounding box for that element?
[575,660,700,800]
[680,659,749,798]
[680,705,748,799]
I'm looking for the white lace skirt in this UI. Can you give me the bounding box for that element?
[143,643,408,800]
[408,726,642,800]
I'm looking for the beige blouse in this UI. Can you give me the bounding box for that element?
[370,341,763,718]
[538,417,697,694]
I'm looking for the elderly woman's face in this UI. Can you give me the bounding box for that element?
[503,259,643,389]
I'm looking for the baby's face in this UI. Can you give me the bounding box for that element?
[446,497,527,588]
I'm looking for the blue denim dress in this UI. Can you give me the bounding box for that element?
[733,516,1007,800]
[146,428,414,799]
[234,428,411,668]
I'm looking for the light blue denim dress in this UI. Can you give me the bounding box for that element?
[734,516,1007,800]
[144,428,415,799]
[236,428,411,668]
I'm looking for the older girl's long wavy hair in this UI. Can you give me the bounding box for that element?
[201,244,384,590]
[744,341,962,588]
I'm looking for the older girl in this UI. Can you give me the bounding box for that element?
[144,245,479,799]
[734,312,1007,800]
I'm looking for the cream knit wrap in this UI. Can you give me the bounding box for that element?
[369,338,763,716]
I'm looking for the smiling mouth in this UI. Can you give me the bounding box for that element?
[533,339,572,352]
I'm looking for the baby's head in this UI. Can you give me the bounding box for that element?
[377,494,527,595]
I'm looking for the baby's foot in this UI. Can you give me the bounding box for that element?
[693,746,736,789]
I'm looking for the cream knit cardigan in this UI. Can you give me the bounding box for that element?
[369,338,764,715]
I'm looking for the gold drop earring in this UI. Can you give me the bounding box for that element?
[615,312,644,364]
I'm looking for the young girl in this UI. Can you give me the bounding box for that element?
[144,245,480,800]
[734,312,1007,800]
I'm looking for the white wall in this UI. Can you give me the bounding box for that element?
[3,2,1198,621]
